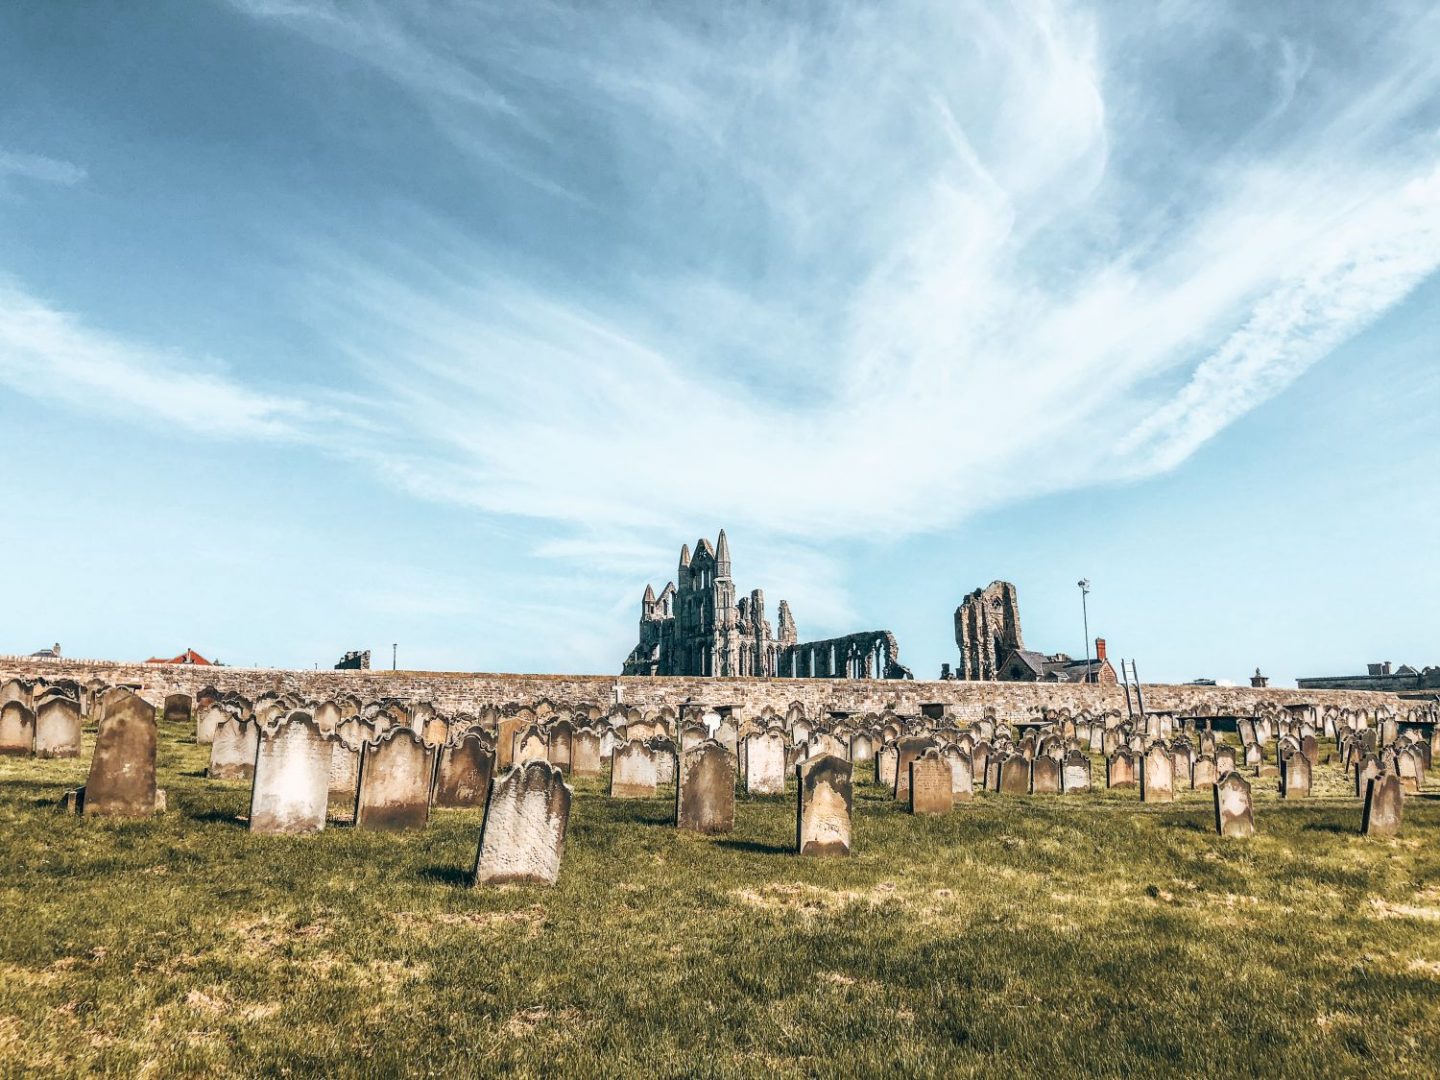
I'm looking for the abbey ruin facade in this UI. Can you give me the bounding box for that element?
[622,531,911,680]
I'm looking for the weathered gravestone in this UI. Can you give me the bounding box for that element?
[1107,749,1137,788]
[1397,748,1424,795]
[328,720,363,801]
[164,693,192,726]
[1355,754,1380,797]
[433,731,495,808]
[313,701,341,736]
[472,761,572,886]
[941,745,974,799]
[1061,750,1091,793]
[1192,754,1218,789]
[249,714,332,834]
[849,732,875,765]
[570,727,602,777]
[1214,772,1255,838]
[209,716,258,780]
[676,740,735,834]
[610,739,657,798]
[876,745,898,789]
[1141,746,1174,803]
[1031,754,1061,794]
[355,728,436,830]
[548,720,574,774]
[74,691,159,817]
[34,697,82,758]
[1281,752,1311,799]
[893,737,937,802]
[649,737,678,785]
[196,704,228,745]
[909,750,953,814]
[514,725,548,766]
[0,701,36,755]
[496,715,524,770]
[744,730,788,795]
[1361,774,1402,837]
[999,754,1030,795]
[680,724,708,753]
[796,754,852,856]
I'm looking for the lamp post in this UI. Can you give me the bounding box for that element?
[1077,579,1092,684]
[392,643,397,671]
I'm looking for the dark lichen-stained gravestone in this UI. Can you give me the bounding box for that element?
[355,728,436,831]
[796,754,852,856]
[249,713,332,833]
[909,749,953,814]
[163,693,192,726]
[676,739,735,834]
[1361,774,1402,837]
[609,739,658,798]
[0,701,36,756]
[471,761,572,886]
[433,730,495,809]
[1214,771,1255,838]
[76,691,158,817]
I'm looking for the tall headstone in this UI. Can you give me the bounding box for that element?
[893,736,936,802]
[1280,753,1311,799]
[33,697,82,758]
[328,720,363,801]
[1141,746,1174,803]
[1213,772,1255,837]
[796,754,852,856]
[909,750,954,815]
[942,745,974,799]
[79,691,158,817]
[570,727,603,777]
[249,714,333,834]
[649,736,678,785]
[1361,774,1402,837]
[849,732,875,765]
[744,730,788,795]
[472,761,573,886]
[433,731,496,809]
[514,725,548,766]
[999,755,1030,795]
[548,720,574,774]
[676,740,735,834]
[0,701,36,755]
[355,728,436,830]
[876,745,898,789]
[1192,755,1218,789]
[209,716,258,780]
[1031,755,1061,794]
[609,739,658,798]
[1061,750,1091,793]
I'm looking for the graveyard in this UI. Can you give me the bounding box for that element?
[2,677,1439,1077]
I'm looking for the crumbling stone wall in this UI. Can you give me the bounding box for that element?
[955,581,1023,680]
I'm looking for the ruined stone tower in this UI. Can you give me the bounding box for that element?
[954,581,1024,680]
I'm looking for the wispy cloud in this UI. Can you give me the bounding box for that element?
[0,149,85,187]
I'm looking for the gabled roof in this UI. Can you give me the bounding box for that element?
[146,649,213,666]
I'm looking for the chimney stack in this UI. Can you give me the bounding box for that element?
[1094,637,1107,662]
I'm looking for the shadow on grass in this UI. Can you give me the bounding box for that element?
[192,810,247,828]
[419,865,470,888]
[714,838,791,856]
[1300,821,1352,834]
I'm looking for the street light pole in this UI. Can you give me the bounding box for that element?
[1077,579,1092,684]
[392,643,397,671]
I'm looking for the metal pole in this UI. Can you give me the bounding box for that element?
[392,643,397,671]
[1078,579,1092,684]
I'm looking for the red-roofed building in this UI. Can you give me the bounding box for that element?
[145,649,214,666]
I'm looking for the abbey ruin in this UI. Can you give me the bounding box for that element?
[622,531,911,680]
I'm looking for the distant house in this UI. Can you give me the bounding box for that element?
[29,643,62,659]
[145,649,214,666]
[997,638,1117,686]
[1298,661,1440,699]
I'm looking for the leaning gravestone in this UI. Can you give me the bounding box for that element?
[744,730,788,795]
[34,697,82,758]
[355,728,436,830]
[1214,772,1255,838]
[163,693,192,726]
[1281,752,1311,799]
[249,713,332,834]
[610,740,658,798]
[433,731,495,809]
[472,761,573,887]
[1061,750,1091,793]
[909,750,953,815]
[796,754,852,855]
[570,727,602,777]
[1141,746,1174,803]
[0,701,36,755]
[1361,774,1402,837]
[76,691,159,817]
[209,716,258,780]
[1031,754,1061,794]
[676,740,735,834]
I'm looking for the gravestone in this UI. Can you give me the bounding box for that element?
[1244,742,1262,768]
[1141,746,1174,803]
[1361,774,1402,837]
[676,740,735,834]
[164,693,192,726]
[0,701,36,755]
[78,691,158,817]
[1031,754,1061,794]
[355,728,436,830]
[34,697,82,758]
[714,717,740,759]
[313,701,341,736]
[1281,752,1311,799]
[328,721,362,801]
[649,737,678,785]
[433,731,495,808]
[1397,748,1423,795]
[849,732,875,764]
[496,715,524,770]
[1192,755,1218,789]
[548,720,574,774]
[909,750,953,815]
[514,725,548,766]
[1061,750,1091,793]
[196,704,227,745]
[1355,754,1380,797]
[970,741,990,786]
[249,714,332,834]
[999,755,1030,795]
[209,716,258,780]
[744,730,788,795]
[610,740,657,798]
[893,737,936,802]
[472,761,572,886]
[570,727,602,777]
[1300,734,1319,767]
[1214,772,1255,837]
[876,745,898,789]
[796,754,852,856]
[1107,749,1137,788]
[941,745,974,799]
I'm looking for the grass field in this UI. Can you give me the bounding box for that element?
[2,720,1439,1078]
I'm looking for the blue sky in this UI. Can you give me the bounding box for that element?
[1,0,1437,684]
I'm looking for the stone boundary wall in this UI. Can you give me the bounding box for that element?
[0,656,1413,718]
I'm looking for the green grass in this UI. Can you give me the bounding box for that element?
[2,721,1439,1078]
